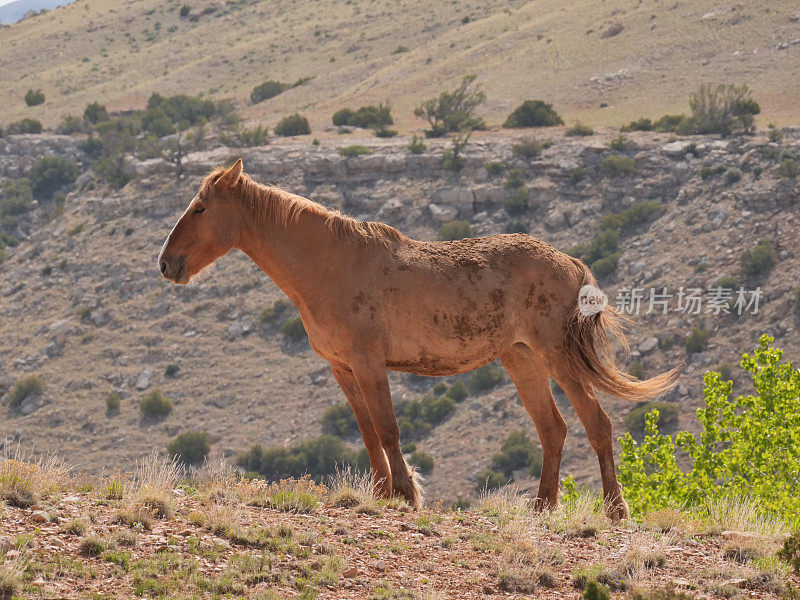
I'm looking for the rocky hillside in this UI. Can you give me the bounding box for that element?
[1,128,799,504]
[2,0,800,128]
[0,454,796,600]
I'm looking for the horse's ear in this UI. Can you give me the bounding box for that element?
[219,158,243,186]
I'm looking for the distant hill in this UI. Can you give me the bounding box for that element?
[0,0,74,24]
[0,0,798,130]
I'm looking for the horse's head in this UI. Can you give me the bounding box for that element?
[158,159,244,284]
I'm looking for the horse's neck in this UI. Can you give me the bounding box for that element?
[235,192,345,305]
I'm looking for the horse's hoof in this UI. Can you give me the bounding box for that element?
[605,502,630,522]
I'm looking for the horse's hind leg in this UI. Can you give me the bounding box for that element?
[331,366,392,500]
[549,365,629,521]
[348,358,422,509]
[500,344,567,510]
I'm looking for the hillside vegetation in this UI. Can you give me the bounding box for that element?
[1,0,800,131]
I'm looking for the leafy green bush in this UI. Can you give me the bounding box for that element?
[24,89,45,107]
[629,358,646,380]
[105,391,121,413]
[724,167,742,185]
[491,430,543,477]
[565,122,593,137]
[599,201,664,233]
[146,93,215,130]
[414,75,485,137]
[441,131,470,171]
[0,178,33,217]
[164,364,180,378]
[321,402,359,438]
[281,317,307,341]
[778,531,800,574]
[259,299,290,324]
[505,219,527,234]
[619,337,800,526]
[437,220,474,241]
[445,379,468,402]
[221,125,268,147]
[83,102,109,124]
[505,168,525,189]
[396,394,456,440]
[699,165,726,180]
[407,135,426,154]
[274,113,310,136]
[566,229,621,279]
[6,118,43,134]
[570,167,586,184]
[503,100,563,128]
[600,155,637,177]
[778,157,798,178]
[56,115,88,135]
[30,157,79,199]
[339,145,371,158]
[652,114,687,133]
[624,401,679,438]
[504,187,530,214]
[688,83,760,135]
[236,435,367,480]
[511,137,542,158]
[485,161,505,176]
[740,239,775,276]
[408,451,434,475]
[179,4,190,17]
[622,117,653,132]
[6,375,45,410]
[684,327,709,355]
[468,362,504,394]
[168,431,211,465]
[475,468,508,494]
[140,390,173,420]
[332,104,392,129]
[94,155,132,190]
[608,135,629,152]
[251,80,287,104]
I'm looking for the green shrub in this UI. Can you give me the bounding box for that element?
[699,165,726,180]
[505,168,525,189]
[688,83,760,135]
[432,382,447,396]
[504,187,530,214]
[629,359,646,380]
[511,137,542,158]
[608,135,629,152]
[56,115,88,135]
[321,402,359,438]
[374,127,397,138]
[740,239,775,276]
[619,336,800,525]
[259,299,290,324]
[779,531,800,574]
[625,401,679,438]
[406,135,426,154]
[140,390,173,420]
[490,430,543,477]
[445,379,467,402]
[503,100,563,128]
[652,114,686,133]
[164,364,180,378]
[339,145,371,158]
[590,253,620,279]
[475,469,507,494]
[6,118,43,134]
[179,4,190,17]
[570,167,587,184]
[281,317,307,341]
[583,580,611,600]
[251,80,287,104]
[237,435,367,480]
[442,131,470,171]
[565,122,593,137]
[600,155,637,177]
[94,155,132,190]
[505,219,527,234]
[437,220,474,241]
[24,89,45,107]
[599,201,664,233]
[168,431,211,465]
[332,104,392,129]
[408,451,434,475]
[778,157,797,178]
[684,327,709,355]
[105,391,121,413]
[468,362,504,394]
[396,394,456,440]
[0,178,33,217]
[221,125,268,147]
[83,102,109,124]
[274,113,310,136]
[485,161,505,175]
[724,167,742,185]
[566,229,621,278]
[414,74,485,137]
[30,157,79,199]
[6,375,45,410]
[623,117,653,132]
[146,93,215,130]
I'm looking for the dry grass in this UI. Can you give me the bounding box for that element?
[695,496,789,539]
[0,446,71,508]
[328,466,375,508]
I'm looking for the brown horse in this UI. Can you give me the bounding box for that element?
[158,159,678,519]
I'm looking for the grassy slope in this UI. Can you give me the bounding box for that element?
[0,456,796,599]
[1,0,799,131]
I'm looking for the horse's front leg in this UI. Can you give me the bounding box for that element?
[348,356,422,509]
[330,365,392,499]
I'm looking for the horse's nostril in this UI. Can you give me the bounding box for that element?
[160,259,167,274]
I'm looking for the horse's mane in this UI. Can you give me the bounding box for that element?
[201,167,404,247]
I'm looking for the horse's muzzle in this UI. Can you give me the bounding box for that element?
[159,254,187,283]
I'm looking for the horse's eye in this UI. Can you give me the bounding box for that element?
[193,206,205,214]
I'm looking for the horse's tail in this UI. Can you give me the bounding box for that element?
[563,258,680,401]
